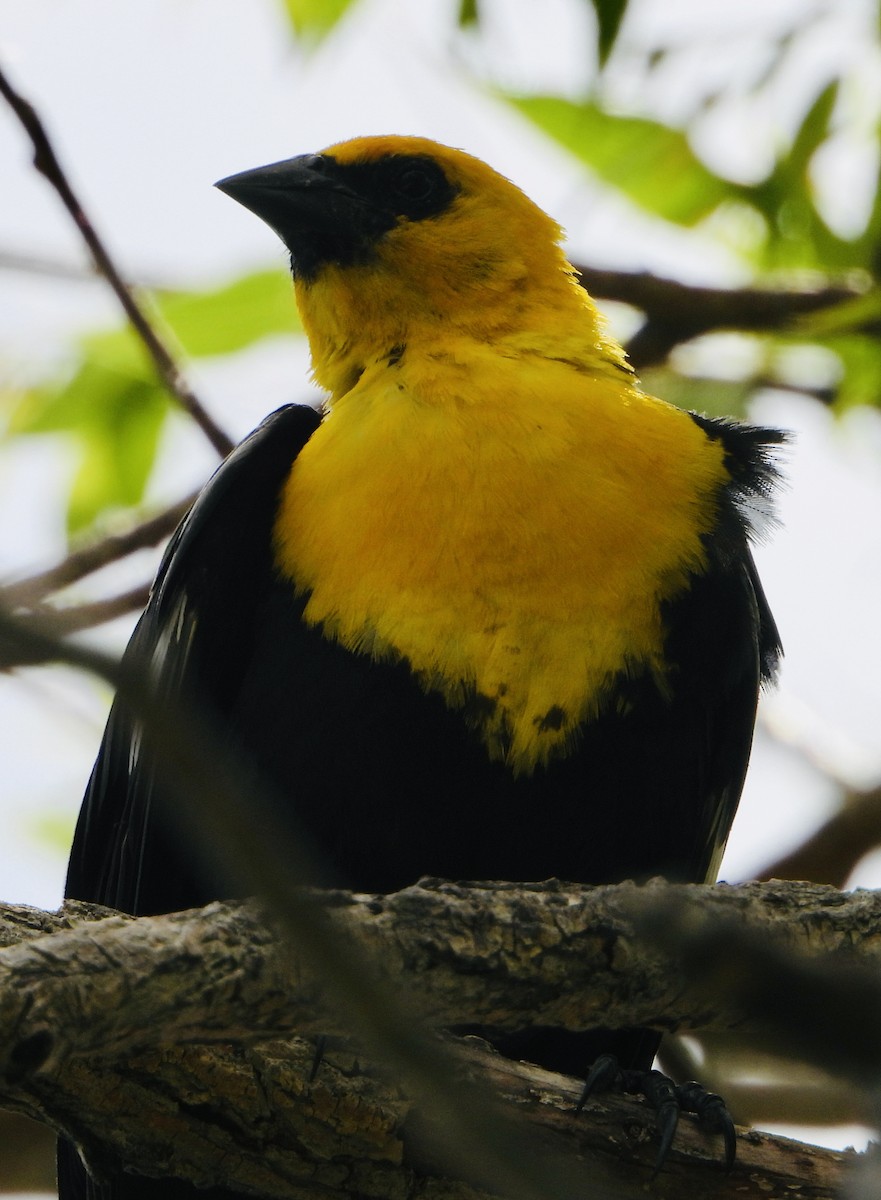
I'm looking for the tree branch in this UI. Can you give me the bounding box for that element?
[0,491,195,609]
[760,784,881,888]
[573,263,868,368]
[0,884,865,1200]
[0,63,234,458]
[15,1035,855,1200]
[13,584,151,641]
[0,491,198,645]
[4,881,881,1068]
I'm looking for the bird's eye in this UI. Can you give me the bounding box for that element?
[394,166,437,202]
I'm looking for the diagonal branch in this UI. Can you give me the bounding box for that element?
[4,585,150,650]
[759,783,881,889]
[0,63,234,459]
[0,491,194,610]
[0,604,598,1200]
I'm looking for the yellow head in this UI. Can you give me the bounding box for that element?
[217,134,613,395]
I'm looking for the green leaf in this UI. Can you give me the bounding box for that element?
[6,268,302,531]
[27,809,78,855]
[10,346,170,532]
[457,0,479,26]
[793,291,881,338]
[9,270,299,441]
[787,80,839,181]
[281,0,356,42]
[586,0,628,66]
[154,269,299,357]
[66,380,168,532]
[508,95,736,224]
[743,81,857,271]
[8,345,150,437]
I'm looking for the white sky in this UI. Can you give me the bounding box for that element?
[2,0,881,1181]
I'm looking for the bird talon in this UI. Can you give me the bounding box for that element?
[578,1061,736,1175]
[308,1034,327,1083]
[640,1069,681,1176]
[676,1080,737,1171]
[575,1053,622,1113]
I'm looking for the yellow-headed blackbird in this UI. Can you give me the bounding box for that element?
[62,136,782,1199]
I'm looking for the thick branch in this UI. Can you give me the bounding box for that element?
[0,63,234,458]
[0,883,866,1199]
[0,883,868,1200]
[10,1034,853,1200]
[2,880,881,1069]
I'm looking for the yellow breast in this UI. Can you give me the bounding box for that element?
[273,342,728,774]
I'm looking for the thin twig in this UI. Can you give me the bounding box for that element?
[0,63,234,459]
[25,585,150,647]
[573,263,870,369]
[0,247,171,292]
[0,491,194,609]
[0,249,99,282]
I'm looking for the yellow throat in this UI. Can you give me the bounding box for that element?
[271,136,729,774]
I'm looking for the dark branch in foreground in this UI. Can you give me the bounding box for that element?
[0,606,594,1200]
[0,63,234,458]
[0,885,864,1200]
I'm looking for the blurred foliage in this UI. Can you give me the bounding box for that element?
[6,270,296,531]
[27,809,79,855]
[457,0,479,28]
[509,95,736,225]
[4,0,881,537]
[280,0,356,43]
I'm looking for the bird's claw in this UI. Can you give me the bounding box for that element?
[575,1058,736,1174]
[675,1080,737,1172]
[640,1070,680,1177]
[575,1053,620,1114]
[308,1033,327,1082]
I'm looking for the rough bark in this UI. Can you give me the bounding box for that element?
[0,879,874,1199]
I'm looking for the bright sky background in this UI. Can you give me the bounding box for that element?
[3,0,881,1188]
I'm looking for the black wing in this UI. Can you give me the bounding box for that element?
[66,403,321,916]
[662,412,783,881]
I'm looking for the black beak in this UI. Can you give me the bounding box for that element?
[216,156,340,243]
[215,154,393,279]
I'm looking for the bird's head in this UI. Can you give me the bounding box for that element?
[217,135,608,396]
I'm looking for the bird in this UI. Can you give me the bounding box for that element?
[61,134,782,1199]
